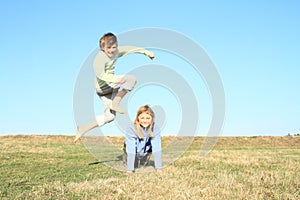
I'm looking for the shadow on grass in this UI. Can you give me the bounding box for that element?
[88,154,124,165]
[88,154,155,169]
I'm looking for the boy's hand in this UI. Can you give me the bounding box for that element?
[148,52,155,60]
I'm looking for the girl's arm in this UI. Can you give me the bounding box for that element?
[125,126,137,172]
[151,124,162,170]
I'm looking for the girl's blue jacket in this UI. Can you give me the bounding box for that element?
[125,122,162,171]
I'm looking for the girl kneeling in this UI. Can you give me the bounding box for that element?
[124,105,162,173]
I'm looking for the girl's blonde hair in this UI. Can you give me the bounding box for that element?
[99,32,117,50]
[134,105,155,139]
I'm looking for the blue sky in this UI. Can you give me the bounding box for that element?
[0,0,299,136]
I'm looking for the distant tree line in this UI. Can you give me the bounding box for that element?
[287,133,300,136]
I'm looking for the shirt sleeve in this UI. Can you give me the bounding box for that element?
[118,46,153,57]
[125,125,137,171]
[151,124,162,169]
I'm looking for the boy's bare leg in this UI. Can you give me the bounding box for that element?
[109,89,127,114]
[74,120,98,142]
[74,97,115,142]
[102,96,116,123]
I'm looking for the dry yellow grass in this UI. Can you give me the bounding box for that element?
[0,135,299,199]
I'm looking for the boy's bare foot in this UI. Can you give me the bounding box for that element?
[109,96,127,114]
[109,103,126,114]
[73,126,84,143]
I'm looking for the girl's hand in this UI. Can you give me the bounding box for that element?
[126,171,134,175]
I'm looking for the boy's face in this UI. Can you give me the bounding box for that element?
[101,42,118,58]
[138,112,153,128]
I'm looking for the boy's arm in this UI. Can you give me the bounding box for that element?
[118,46,155,60]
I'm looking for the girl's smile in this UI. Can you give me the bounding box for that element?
[138,112,153,128]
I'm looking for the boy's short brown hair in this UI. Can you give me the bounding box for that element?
[99,32,117,49]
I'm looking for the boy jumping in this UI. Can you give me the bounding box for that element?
[74,32,155,142]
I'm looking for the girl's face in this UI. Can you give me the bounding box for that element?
[138,112,153,128]
[102,42,117,57]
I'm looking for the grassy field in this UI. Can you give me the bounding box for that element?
[0,135,299,199]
